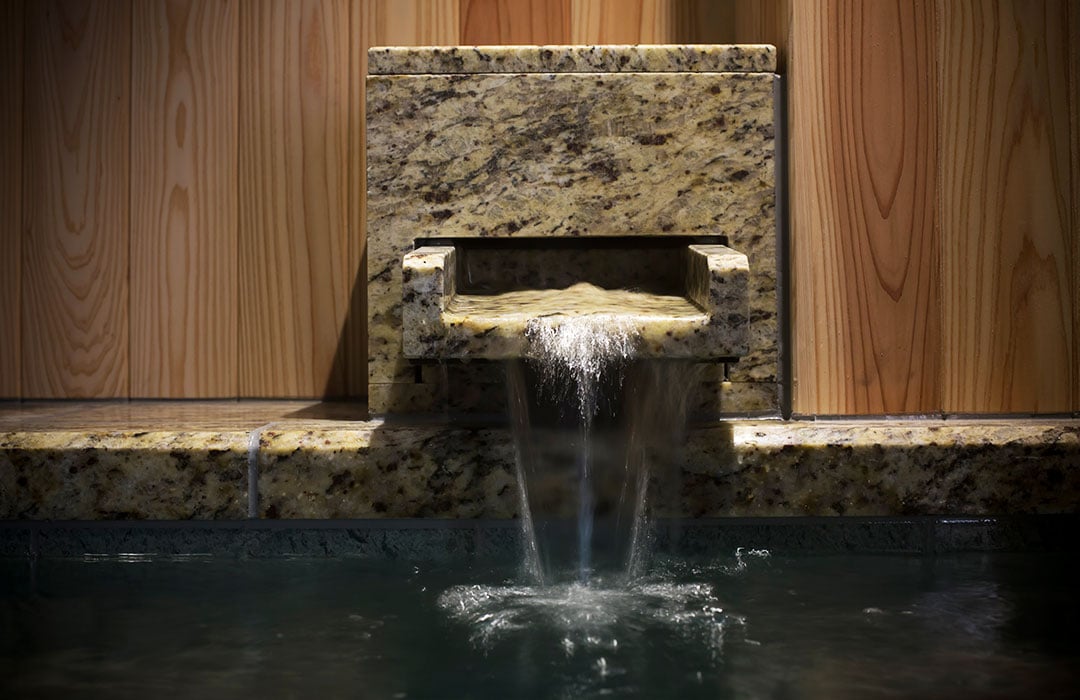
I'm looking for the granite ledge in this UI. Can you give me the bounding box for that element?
[368,44,777,75]
[0,430,249,520]
[0,404,1076,521]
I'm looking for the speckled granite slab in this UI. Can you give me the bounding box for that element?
[0,431,248,519]
[2,403,1076,520]
[255,420,1080,519]
[368,45,778,416]
[368,45,777,75]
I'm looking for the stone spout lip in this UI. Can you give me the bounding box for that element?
[401,242,750,360]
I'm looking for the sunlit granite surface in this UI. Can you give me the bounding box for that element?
[1,402,1077,520]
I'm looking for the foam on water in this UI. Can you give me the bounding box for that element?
[437,578,740,657]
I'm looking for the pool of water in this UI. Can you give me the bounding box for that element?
[2,550,1076,699]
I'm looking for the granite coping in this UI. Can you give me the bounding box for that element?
[0,402,1077,521]
[368,44,777,75]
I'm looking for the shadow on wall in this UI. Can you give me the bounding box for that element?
[316,249,368,408]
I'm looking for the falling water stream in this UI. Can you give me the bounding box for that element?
[523,313,637,583]
[437,308,743,676]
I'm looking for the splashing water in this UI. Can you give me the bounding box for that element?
[438,578,739,655]
[524,313,637,421]
[436,551,772,695]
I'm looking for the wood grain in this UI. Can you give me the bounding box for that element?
[939,0,1078,412]
[790,0,940,414]
[461,0,570,44]
[569,0,676,43]
[674,0,735,44]
[0,0,23,398]
[22,0,131,398]
[345,1,367,398]
[131,0,238,398]
[734,0,789,72]
[1073,2,1080,412]
[239,0,350,397]
[347,0,460,398]
[364,0,459,46]
[4,0,1075,411]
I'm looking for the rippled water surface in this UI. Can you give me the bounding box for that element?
[1,551,1077,699]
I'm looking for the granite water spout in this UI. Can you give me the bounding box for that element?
[400,243,751,363]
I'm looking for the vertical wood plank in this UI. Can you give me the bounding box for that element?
[364,0,459,45]
[348,0,460,398]
[0,0,23,398]
[461,0,569,44]
[940,0,1077,413]
[239,0,351,397]
[131,0,238,398]
[569,0,677,44]
[1073,2,1080,411]
[790,0,940,414]
[23,0,131,398]
[674,0,735,44]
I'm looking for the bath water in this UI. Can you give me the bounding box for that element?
[425,315,1073,698]
[3,552,1077,698]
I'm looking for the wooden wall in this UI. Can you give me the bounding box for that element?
[788,0,1079,414]
[1,0,1077,415]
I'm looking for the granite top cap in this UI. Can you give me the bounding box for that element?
[368,44,777,75]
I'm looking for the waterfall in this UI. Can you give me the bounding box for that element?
[507,312,700,585]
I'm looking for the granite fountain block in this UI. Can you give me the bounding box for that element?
[367,45,777,75]
[253,420,1080,520]
[3,48,1075,542]
[367,45,780,416]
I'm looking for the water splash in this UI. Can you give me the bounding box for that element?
[437,577,739,655]
[524,313,637,421]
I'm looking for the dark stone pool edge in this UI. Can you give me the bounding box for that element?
[0,516,1076,561]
